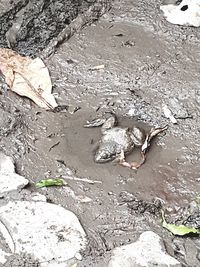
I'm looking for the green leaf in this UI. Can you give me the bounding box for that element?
[161,210,200,236]
[35,178,65,188]
[194,195,200,204]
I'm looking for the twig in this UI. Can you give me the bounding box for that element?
[62,175,102,184]
[49,141,60,152]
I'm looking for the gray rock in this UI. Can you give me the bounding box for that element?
[0,153,29,195]
[108,231,181,267]
[184,239,200,267]
[0,201,87,266]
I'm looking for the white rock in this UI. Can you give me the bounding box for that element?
[0,153,29,194]
[160,0,200,27]
[31,192,47,202]
[108,231,181,267]
[127,108,136,117]
[0,248,10,264]
[0,201,87,265]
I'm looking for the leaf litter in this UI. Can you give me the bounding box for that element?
[161,210,200,236]
[194,195,200,204]
[0,48,58,109]
[35,178,66,188]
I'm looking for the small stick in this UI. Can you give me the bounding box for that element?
[88,64,105,71]
[62,175,102,184]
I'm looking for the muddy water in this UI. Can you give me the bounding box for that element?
[18,107,199,265]
[25,109,198,207]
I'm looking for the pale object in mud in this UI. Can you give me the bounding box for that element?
[162,104,177,124]
[160,0,200,27]
[0,48,58,109]
[0,152,29,195]
[88,64,105,71]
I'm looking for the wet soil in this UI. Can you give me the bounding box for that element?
[0,0,98,56]
[0,0,200,266]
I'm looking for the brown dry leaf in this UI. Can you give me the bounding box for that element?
[0,48,57,109]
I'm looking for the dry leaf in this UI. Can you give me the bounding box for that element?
[0,48,57,109]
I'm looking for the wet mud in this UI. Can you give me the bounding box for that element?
[0,0,200,266]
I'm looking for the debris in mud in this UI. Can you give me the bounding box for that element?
[160,0,200,27]
[194,195,200,204]
[114,33,124,37]
[122,40,135,47]
[62,175,102,184]
[161,210,200,236]
[35,178,66,188]
[52,105,69,113]
[0,152,29,195]
[162,104,177,124]
[76,195,92,203]
[84,113,168,169]
[88,64,105,71]
[49,141,60,151]
[0,48,57,109]
[165,200,200,229]
[108,231,181,267]
[119,191,162,215]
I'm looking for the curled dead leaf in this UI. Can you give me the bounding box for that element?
[0,48,57,109]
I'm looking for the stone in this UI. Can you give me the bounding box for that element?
[30,192,47,202]
[108,231,181,267]
[0,201,87,266]
[184,239,200,267]
[160,0,200,27]
[0,153,29,195]
[0,248,10,265]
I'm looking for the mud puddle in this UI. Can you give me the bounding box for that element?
[23,108,197,209]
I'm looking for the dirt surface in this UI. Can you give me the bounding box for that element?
[0,0,103,56]
[0,0,200,266]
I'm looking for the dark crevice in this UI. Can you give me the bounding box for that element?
[181,5,188,11]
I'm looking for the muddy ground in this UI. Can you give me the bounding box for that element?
[0,0,200,266]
